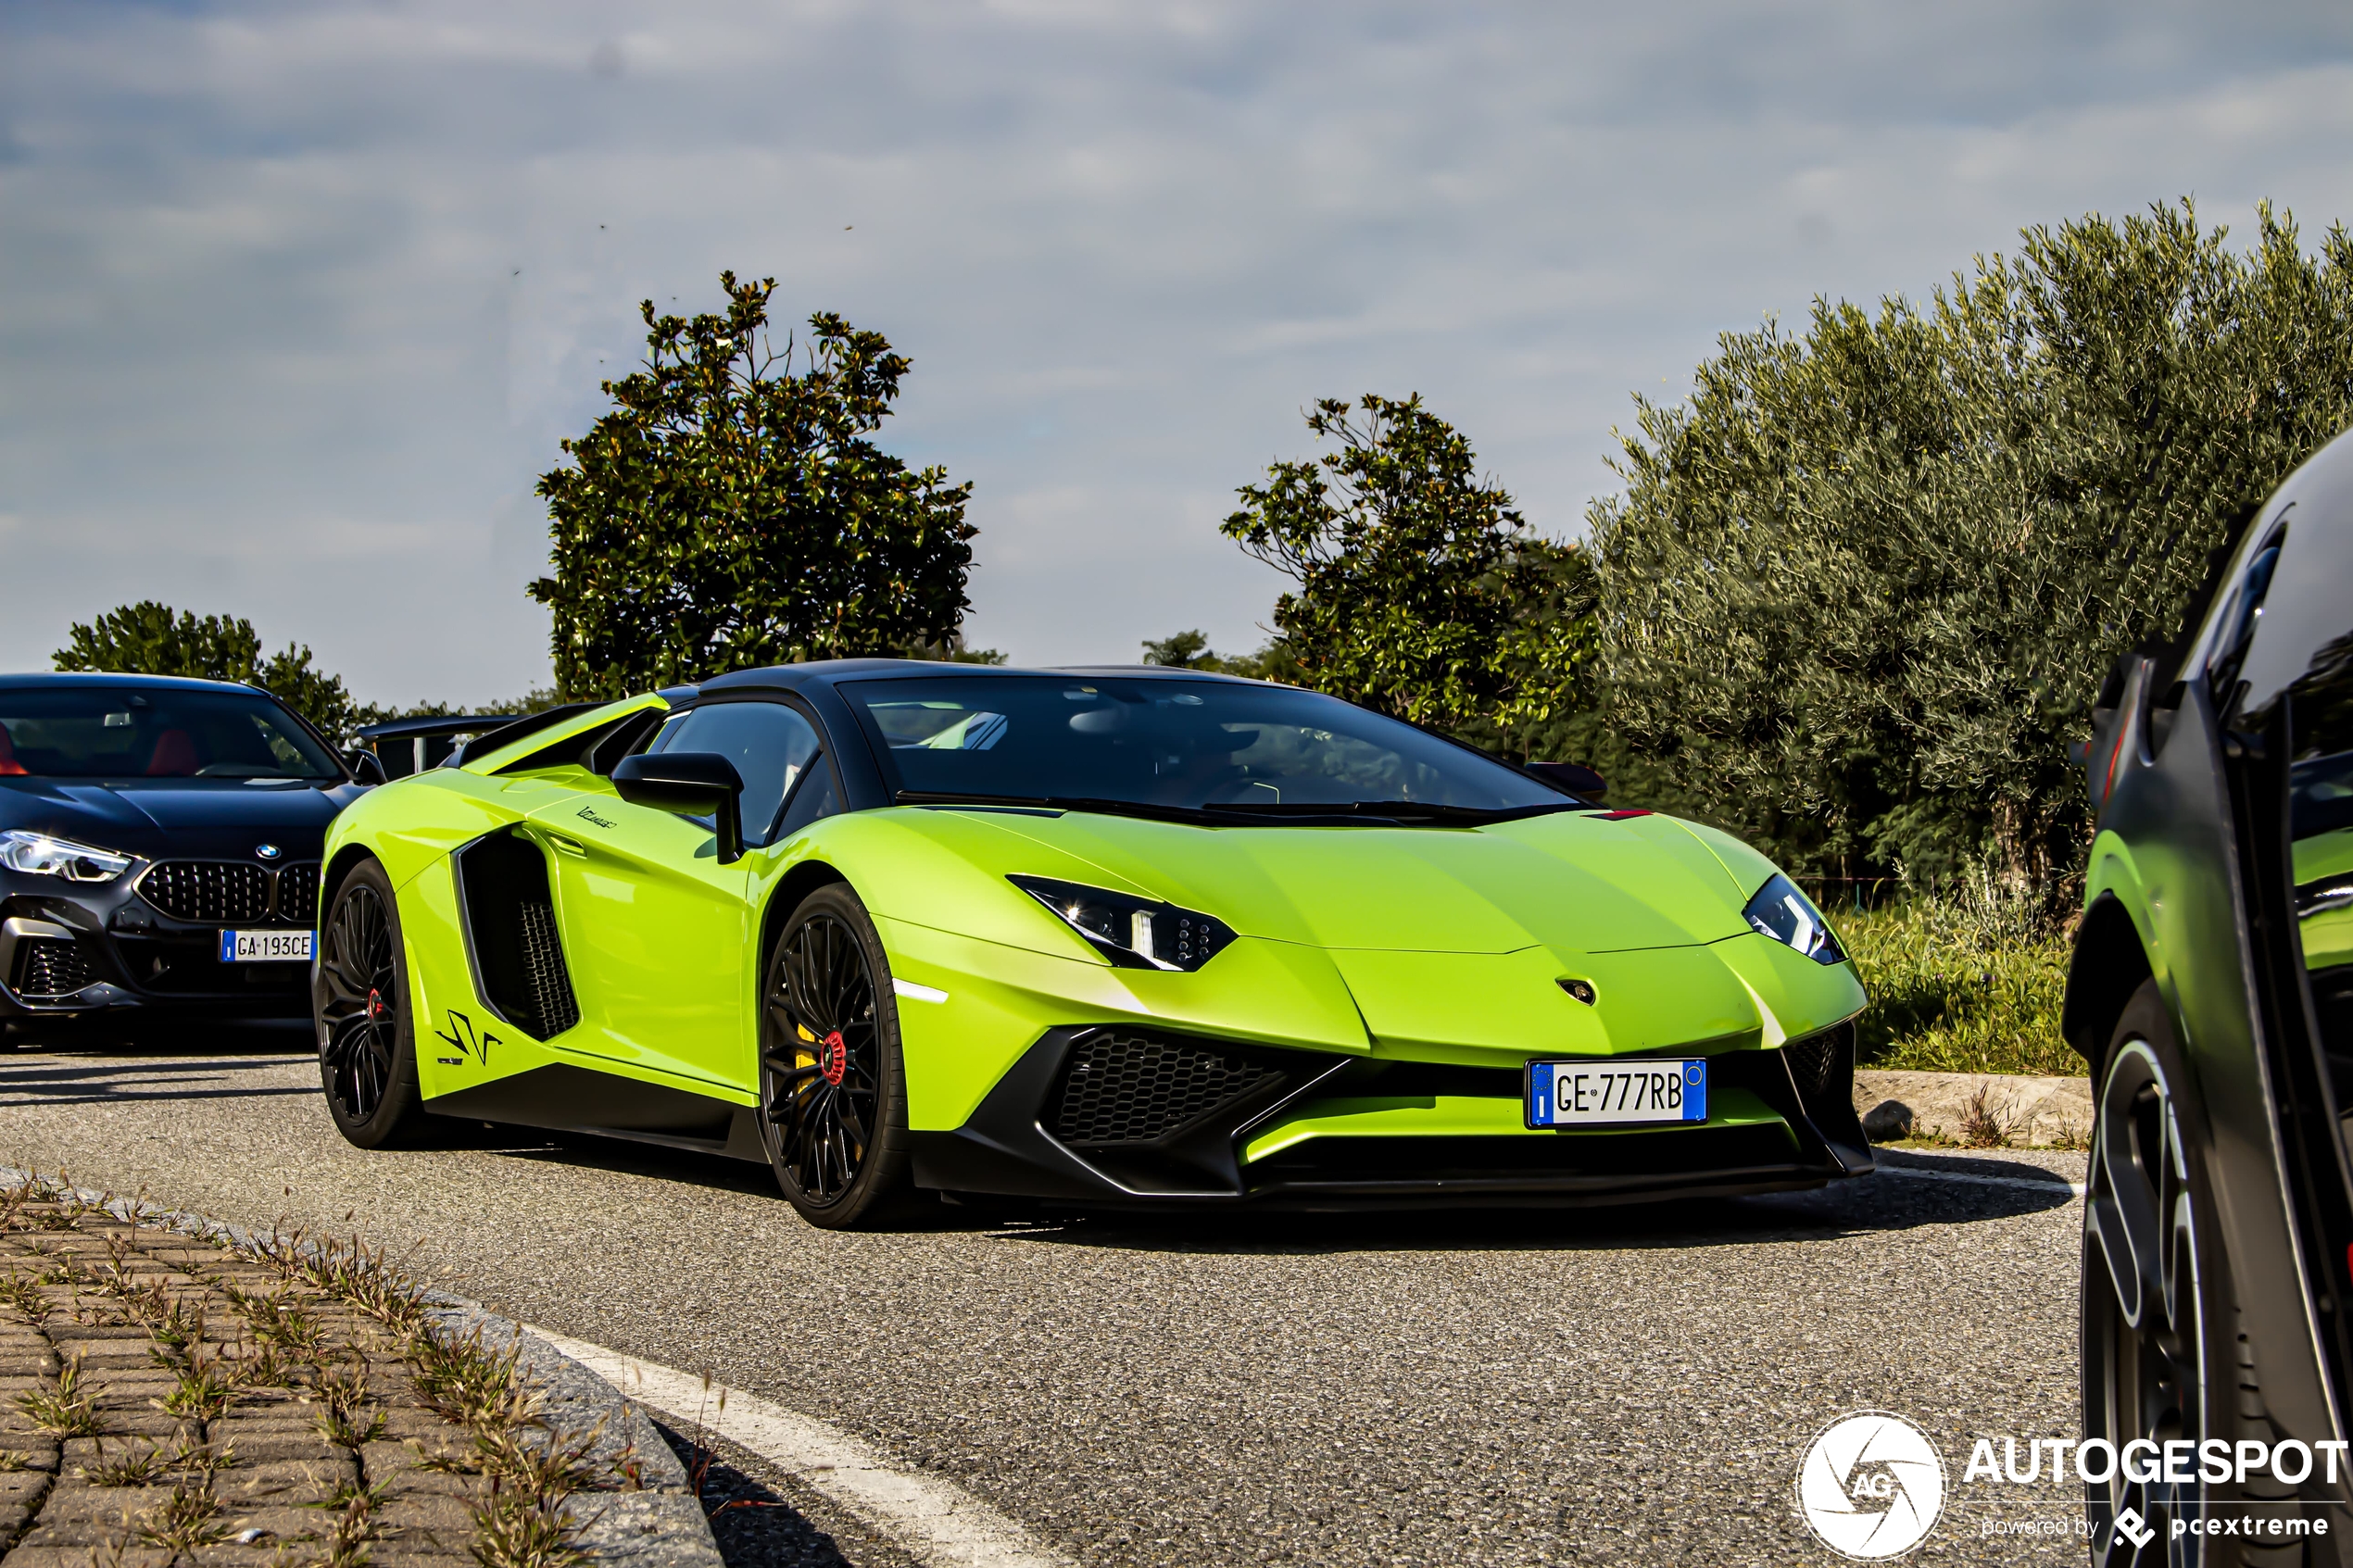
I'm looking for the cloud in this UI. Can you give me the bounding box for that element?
[3,0,2352,702]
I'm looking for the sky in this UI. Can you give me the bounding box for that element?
[6,0,2353,708]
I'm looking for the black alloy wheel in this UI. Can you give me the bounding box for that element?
[2082,983,2219,1566]
[759,883,914,1228]
[314,859,430,1148]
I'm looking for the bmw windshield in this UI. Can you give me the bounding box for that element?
[840,674,1569,821]
[0,686,342,781]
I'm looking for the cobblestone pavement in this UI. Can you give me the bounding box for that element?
[0,1029,2091,1567]
[0,1193,488,1568]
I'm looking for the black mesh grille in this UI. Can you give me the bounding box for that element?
[275,864,321,923]
[1780,1022,1857,1130]
[1051,1034,1282,1145]
[142,861,271,923]
[1783,1034,1840,1098]
[520,901,579,1036]
[15,939,94,998]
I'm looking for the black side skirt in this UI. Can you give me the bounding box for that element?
[425,1062,767,1163]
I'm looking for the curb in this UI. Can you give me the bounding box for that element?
[432,1300,725,1568]
[1852,1067,2092,1148]
[0,1169,724,1568]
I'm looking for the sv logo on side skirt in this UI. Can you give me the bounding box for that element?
[434,1009,502,1068]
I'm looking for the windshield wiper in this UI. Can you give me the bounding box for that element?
[893,790,1217,825]
[894,791,1575,826]
[1197,798,1576,824]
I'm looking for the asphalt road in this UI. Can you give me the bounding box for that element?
[0,1023,2090,1566]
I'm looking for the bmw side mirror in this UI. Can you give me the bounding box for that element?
[611,751,747,863]
[347,749,389,786]
[1526,760,1606,801]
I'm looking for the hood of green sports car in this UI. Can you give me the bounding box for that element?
[842,803,1860,1060]
[916,805,1755,954]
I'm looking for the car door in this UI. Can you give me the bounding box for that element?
[525,699,824,1091]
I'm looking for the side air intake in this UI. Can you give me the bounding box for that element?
[455,830,580,1040]
[1782,1019,1868,1148]
[1050,1032,1284,1145]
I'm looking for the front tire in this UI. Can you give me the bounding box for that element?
[2082,980,2223,1566]
[758,883,917,1229]
[314,859,432,1149]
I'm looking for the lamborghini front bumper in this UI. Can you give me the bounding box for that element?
[907,1022,1874,1210]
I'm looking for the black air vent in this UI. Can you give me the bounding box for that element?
[455,830,580,1040]
[1051,1033,1282,1145]
[142,862,271,923]
[1781,1020,1861,1140]
[518,899,580,1036]
[15,939,93,998]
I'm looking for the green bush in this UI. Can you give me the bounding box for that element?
[1834,881,2075,1077]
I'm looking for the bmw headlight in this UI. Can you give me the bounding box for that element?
[1743,872,1845,964]
[0,829,134,884]
[1010,875,1235,972]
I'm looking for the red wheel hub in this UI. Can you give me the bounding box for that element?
[822,1030,847,1086]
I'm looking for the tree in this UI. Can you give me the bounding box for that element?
[1137,630,1296,681]
[1591,201,2353,895]
[532,273,977,699]
[54,602,373,741]
[1220,395,1592,737]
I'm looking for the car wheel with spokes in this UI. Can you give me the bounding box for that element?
[759,882,917,1228]
[2082,980,2221,1566]
[314,858,431,1148]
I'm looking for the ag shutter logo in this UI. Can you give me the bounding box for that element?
[1796,1411,1947,1560]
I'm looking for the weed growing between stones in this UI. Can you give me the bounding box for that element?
[241,1225,629,1568]
[17,1350,107,1437]
[0,1177,657,1568]
[133,1477,232,1551]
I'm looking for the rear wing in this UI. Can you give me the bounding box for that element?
[350,714,520,779]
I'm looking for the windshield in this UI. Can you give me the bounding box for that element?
[0,686,342,781]
[839,674,1565,817]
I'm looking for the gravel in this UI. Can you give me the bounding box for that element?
[0,1026,2090,1566]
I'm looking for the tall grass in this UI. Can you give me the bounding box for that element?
[1831,875,2077,1077]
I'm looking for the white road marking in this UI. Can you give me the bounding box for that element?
[892,978,950,1004]
[524,1325,1072,1568]
[1879,1164,2086,1198]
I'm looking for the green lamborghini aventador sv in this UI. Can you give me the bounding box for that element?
[311,662,1873,1227]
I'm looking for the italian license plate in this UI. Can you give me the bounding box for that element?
[219,929,314,963]
[1527,1058,1707,1128]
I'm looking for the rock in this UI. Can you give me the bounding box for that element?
[1861,1099,1915,1141]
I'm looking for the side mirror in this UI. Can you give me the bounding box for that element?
[1526,760,1606,801]
[612,751,747,863]
[347,749,389,786]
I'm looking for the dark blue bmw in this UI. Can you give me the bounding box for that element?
[0,673,369,1027]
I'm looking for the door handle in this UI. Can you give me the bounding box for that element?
[547,834,588,859]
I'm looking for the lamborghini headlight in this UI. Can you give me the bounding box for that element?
[1743,872,1845,964]
[0,829,134,884]
[1009,875,1236,972]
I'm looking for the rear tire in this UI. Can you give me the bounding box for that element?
[314,859,432,1149]
[758,883,919,1229]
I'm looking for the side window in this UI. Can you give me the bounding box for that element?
[2236,452,2353,1075]
[773,755,842,841]
[2258,517,2353,1063]
[649,702,823,847]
